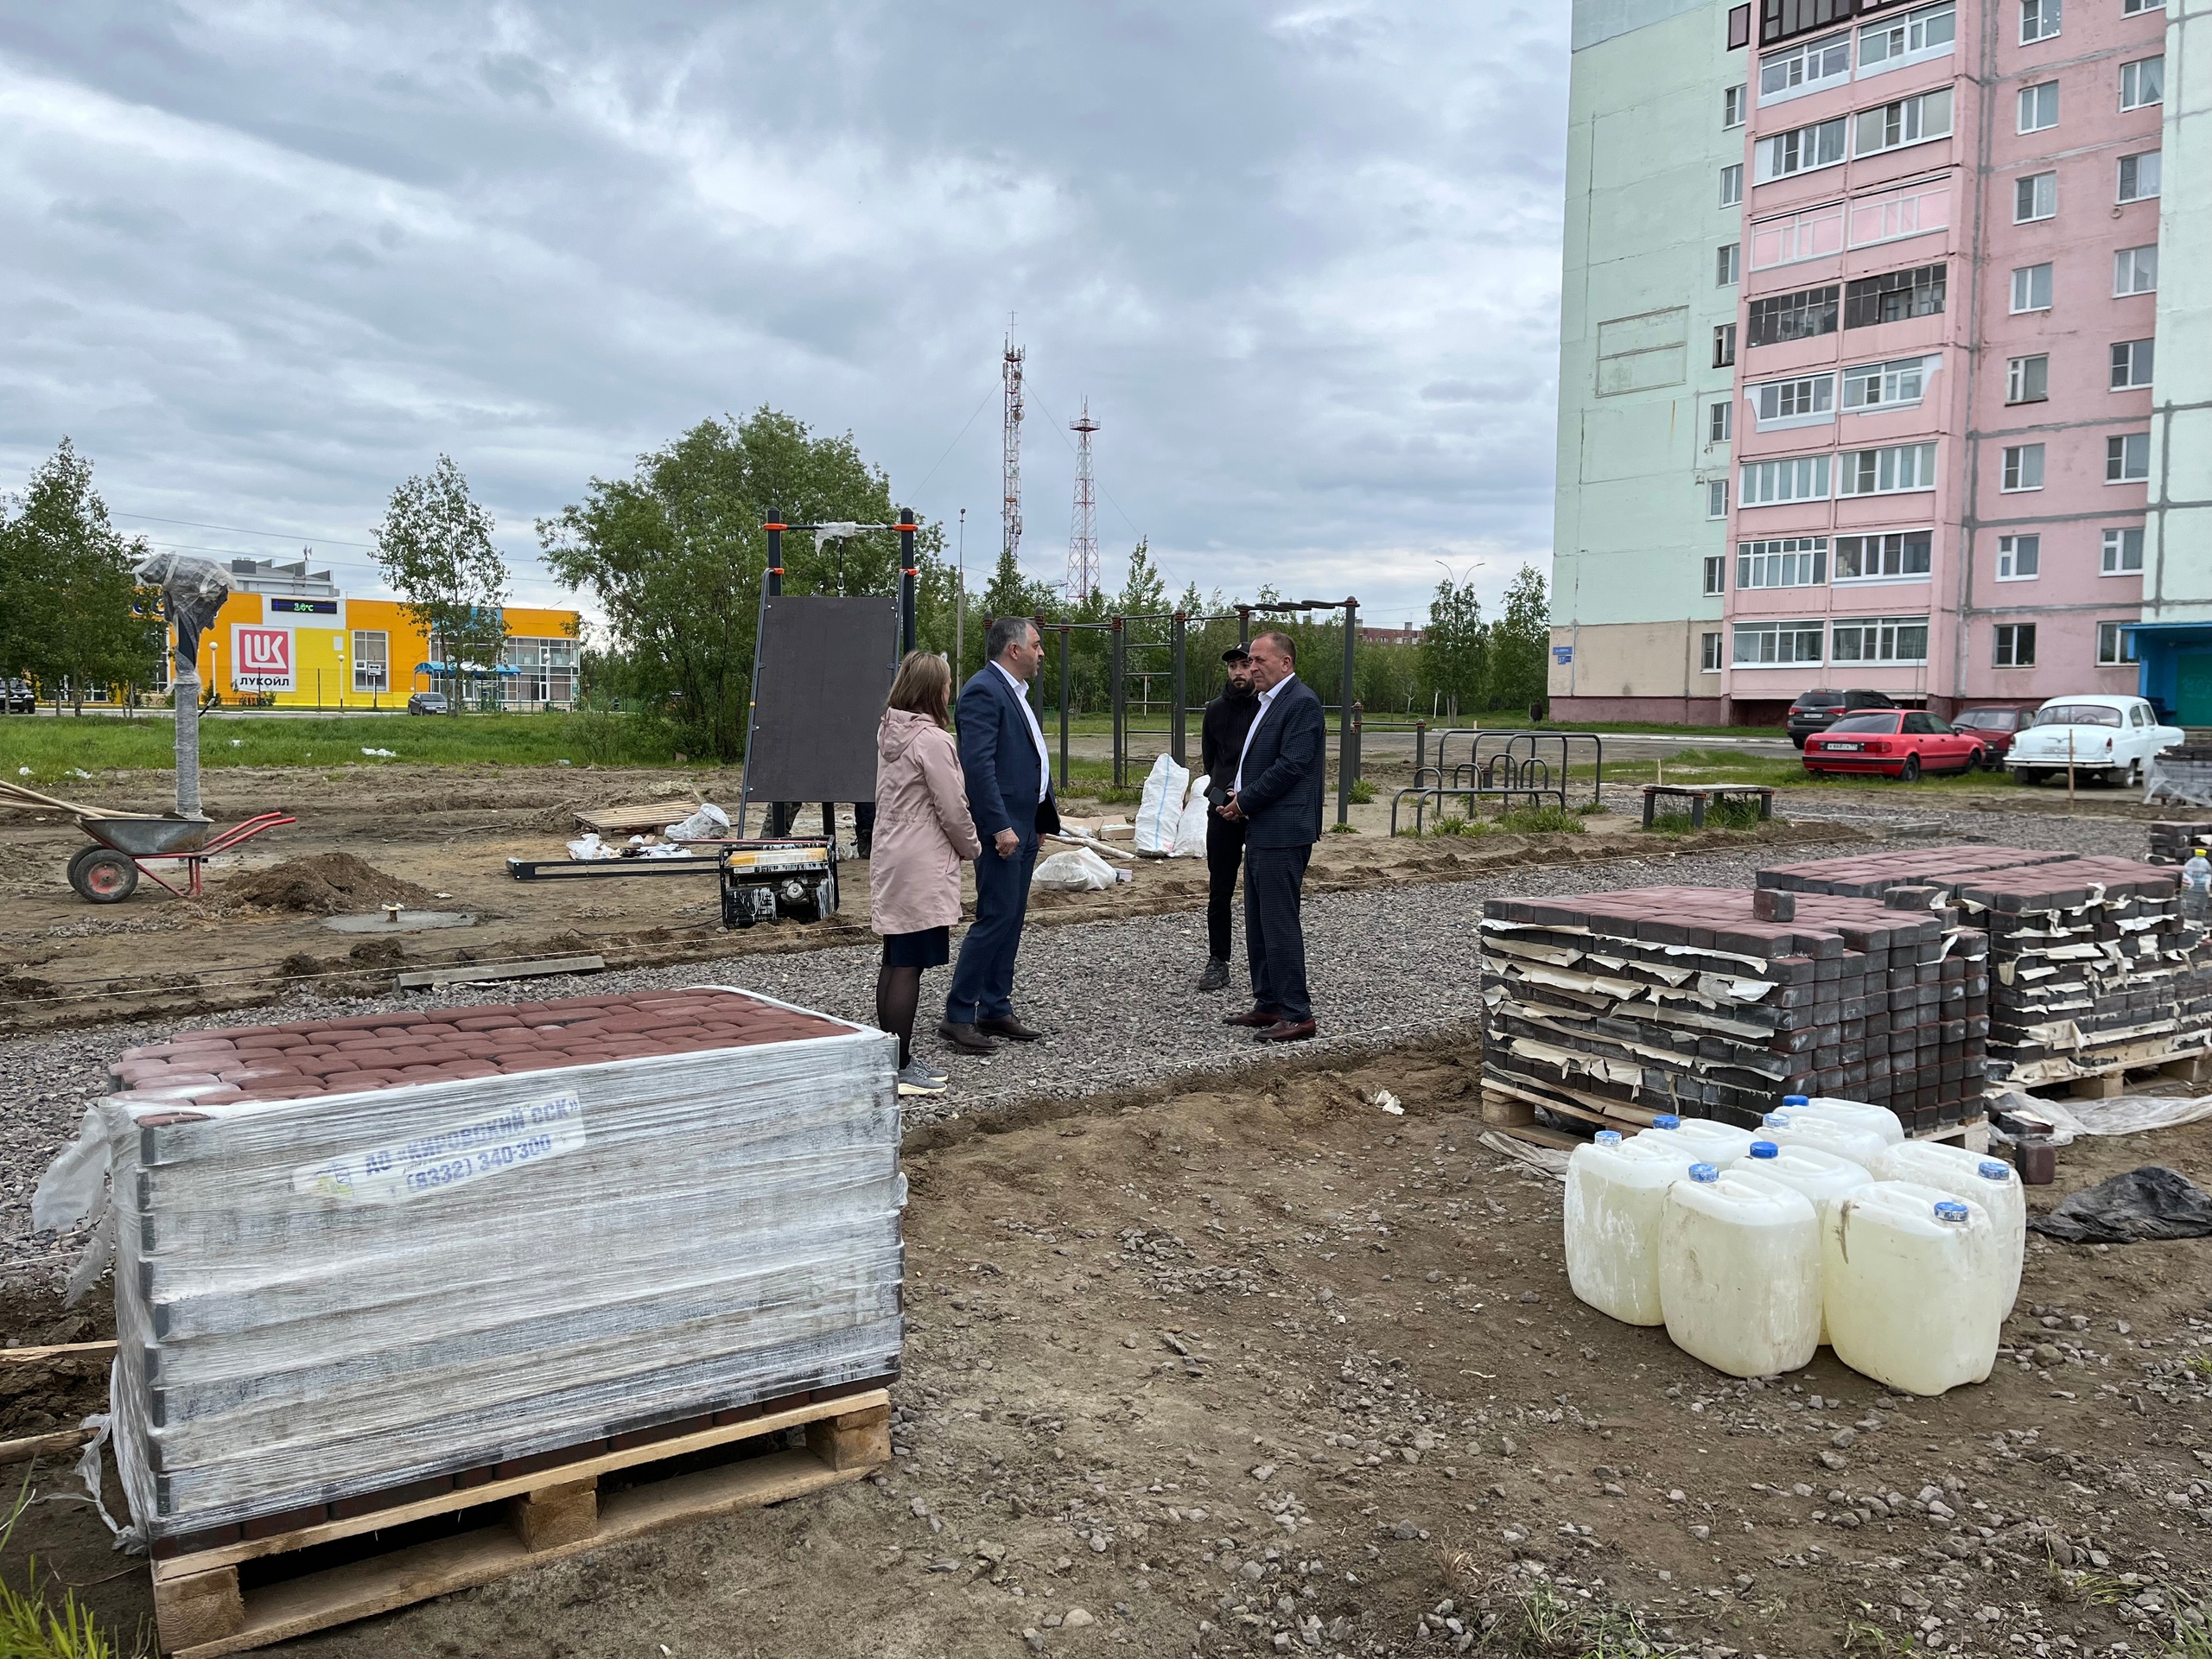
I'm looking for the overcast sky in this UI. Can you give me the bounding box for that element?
[0,2,1569,632]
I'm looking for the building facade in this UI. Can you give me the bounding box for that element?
[163,560,582,711]
[1554,0,2184,723]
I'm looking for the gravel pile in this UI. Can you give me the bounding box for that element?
[0,807,2149,1280]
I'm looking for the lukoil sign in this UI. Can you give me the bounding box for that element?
[232,625,296,692]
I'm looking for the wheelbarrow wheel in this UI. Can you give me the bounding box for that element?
[69,848,140,904]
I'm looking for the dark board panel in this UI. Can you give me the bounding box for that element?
[744,594,899,803]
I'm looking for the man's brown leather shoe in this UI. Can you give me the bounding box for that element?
[1223,1007,1277,1028]
[1255,1018,1317,1044]
[977,1015,1042,1042]
[937,1020,997,1053]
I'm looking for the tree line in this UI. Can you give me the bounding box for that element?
[0,411,1552,749]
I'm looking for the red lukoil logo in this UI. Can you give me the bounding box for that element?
[233,626,295,690]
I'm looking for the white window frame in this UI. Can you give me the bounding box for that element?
[1704,555,1727,595]
[1834,531,1934,583]
[2006,353,2050,404]
[1758,29,1853,106]
[1746,372,1838,432]
[2113,245,2158,296]
[1831,615,1931,665]
[2120,56,2164,111]
[1710,399,1734,444]
[2020,0,2061,43]
[2120,0,2162,14]
[2107,432,2150,483]
[1720,163,1745,208]
[1700,632,1724,673]
[1717,242,1740,286]
[2010,263,2053,314]
[1993,623,2037,668]
[2002,444,2046,493]
[351,630,389,695]
[2118,151,2161,202]
[2017,81,2059,134]
[1724,85,1748,129]
[1842,353,1937,413]
[1997,534,2041,582]
[2102,526,2145,575]
[2097,623,2139,666]
[1737,537,1830,589]
[1854,88,1954,157]
[1732,620,1827,667]
[1707,479,1731,518]
[1714,321,1738,367]
[1740,454,1834,507]
[1858,1,1957,78]
[1839,443,1939,497]
[1749,202,1847,271]
[1758,117,1848,184]
[2111,339,2154,391]
[2014,172,2056,223]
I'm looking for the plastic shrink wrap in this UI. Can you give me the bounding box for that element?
[51,987,903,1543]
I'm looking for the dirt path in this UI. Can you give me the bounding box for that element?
[10,1045,2209,1658]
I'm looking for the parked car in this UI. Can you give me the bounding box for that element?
[0,679,34,714]
[1802,710,1987,781]
[1950,705,2029,761]
[405,690,450,716]
[2006,695,2182,787]
[1786,688,1898,748]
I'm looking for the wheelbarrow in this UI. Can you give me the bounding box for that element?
[0,779,294,903]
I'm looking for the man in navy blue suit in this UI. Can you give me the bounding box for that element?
[940,615,1061,1053]
[1217,629,1325,1043]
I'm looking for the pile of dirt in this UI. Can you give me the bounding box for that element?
[215,852,440,916]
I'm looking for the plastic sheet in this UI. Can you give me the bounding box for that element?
[2026,1166,2212,1243]
[1135,755,1189,854]
[1033,848,1116,891]
[1990,1090,2212,1147]
[60,988,901,1541]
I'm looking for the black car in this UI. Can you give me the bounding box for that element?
[0,679,34,714]
[1787,688,1898,748]
[405,690,450,715]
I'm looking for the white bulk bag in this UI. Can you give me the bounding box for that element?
[1134,754,1190,854]
[1032,847,1117,891]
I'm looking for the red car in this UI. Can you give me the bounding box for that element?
[1950,705,2028,761]
[1802,710,1988,780]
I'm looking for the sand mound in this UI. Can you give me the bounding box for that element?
[217,853,440,916]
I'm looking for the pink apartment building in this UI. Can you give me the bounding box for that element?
[1716,0,2165,722]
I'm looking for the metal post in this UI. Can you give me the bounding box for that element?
[1111,617,1127,789]
[1237,606,1251,649]
[737,515,785,838]
[1415,720,1427,783]
[1351,701,1363,787]
[897,508,917,655]
[1058,626,1071,793]
[1170,611,1188,767]
[955,508,966,681]
[1336,598,1357,826]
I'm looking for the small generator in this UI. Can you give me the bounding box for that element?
[717,838,841,928]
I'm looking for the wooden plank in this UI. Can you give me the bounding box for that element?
[170,1448,869,1659]
[153,1564,244,1651]
[0,1427,97,1466]
[394,955,606,991]
[505,1478,595,1551]
[573,803,700,835]
[1478,1088,1535,1128]
[153,1388,889,1576]
[1491,1121,1585,1152]
[0,1340,116,1363]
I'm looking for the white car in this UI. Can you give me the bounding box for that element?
[2005,694,2183,787]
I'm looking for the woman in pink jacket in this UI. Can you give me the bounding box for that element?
[871,652,983,1096]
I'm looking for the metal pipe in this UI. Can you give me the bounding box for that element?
[1170,611,1188,766]
[736,515,785,838]
[1111,617,1127,789]
[1337,596,1357,826]
[897,508,917,655]
[1058,625,1071,794]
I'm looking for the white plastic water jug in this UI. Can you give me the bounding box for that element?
[1565,1129,1706,1325]
[1877,1141,2026,1308]
[1757,1110,1889,1173]
[1780,1093,1904,1147]
[1643,1112,1756,1166]
[1822,1180,2004,1395]
[1659,1163,1821,1378]
[1730,1140,1875,1344]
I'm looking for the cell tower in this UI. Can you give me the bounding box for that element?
[1001,327,1025,570]
[1067,400,1100,601]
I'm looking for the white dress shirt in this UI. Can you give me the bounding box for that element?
[1233,675,1294,794]
[993,659,1052,802]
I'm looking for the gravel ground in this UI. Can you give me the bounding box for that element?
[0,804,2152,1279]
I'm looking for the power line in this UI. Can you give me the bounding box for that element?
[907,380,999,502]
[114,512,377,548]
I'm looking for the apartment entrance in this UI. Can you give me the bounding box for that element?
[2180,656,2212,727]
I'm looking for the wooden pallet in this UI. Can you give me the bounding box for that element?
[1479,1079,1990,1153]
[153,1389,890,1657]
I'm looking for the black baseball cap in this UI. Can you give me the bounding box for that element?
[1221,645,1251,664]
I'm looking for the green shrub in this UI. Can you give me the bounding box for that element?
[1494,802,1586,836]
[1347,778,1375,804]
[0,1483,125,1659]
[1645,810,1698,835]
[1708,794,1765,830]
[1574,799,1609,816]
[1432,815,1471,836]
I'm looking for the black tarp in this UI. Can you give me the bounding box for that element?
[742,594,899,804]
[2026,1166,2212,1244]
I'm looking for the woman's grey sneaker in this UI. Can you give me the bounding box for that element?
[1197,957,1231,993]
[896,1059,949,1096]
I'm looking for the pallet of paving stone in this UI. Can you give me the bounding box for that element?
[149,1385,892,1657]
[1478,884,1990,1140]
[2146,822,2212,866]
[62,986,905,1564]
[1756,848,2212,1086]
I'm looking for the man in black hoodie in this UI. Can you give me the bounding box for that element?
[1196,646,1260,991]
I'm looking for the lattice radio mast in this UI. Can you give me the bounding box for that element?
[1001,326,1025,573]
[1066,399,1100,601]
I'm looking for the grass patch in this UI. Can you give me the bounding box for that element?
[1348,777,1375,804]
[1488,1577,1662,1657]
[0,1483,133,1658]
[1573,799,1609,816]
[2070,1569,2212,1657]
[0,712,679,776]
[1328,821,1357,834]
[1708,795,1766,830]
[1644,810,1699,836]
[1430,815,1476,837]
[1493,803,1586,836]
[1843,1611,1924,1656]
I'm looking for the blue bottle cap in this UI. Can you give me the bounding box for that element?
[1934,1200,1970,1224]
[1783,1095,1809,1108]
[1595,1130,1622,1147]
[1747,1141,1779,1159]
[1652,1115,1682,1130]
[1689,1162,1719,1183]
[1762,1112,1792,1128]
[1978,1160,2010,1180]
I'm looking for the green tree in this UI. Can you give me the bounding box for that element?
[1421,577,1487,721]
[0,439,160,710]
[540,408,942,762]
[1487,564,1550,714]
[372,456,510,709]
